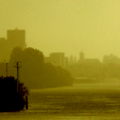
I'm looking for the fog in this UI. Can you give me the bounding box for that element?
[1,0,120,60]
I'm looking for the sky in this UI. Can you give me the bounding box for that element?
[1,0,120,61]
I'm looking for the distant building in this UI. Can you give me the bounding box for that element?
[68,55,77,64]
[81,58,101,65]
[0,28,27,62]
[0,38,8,62]
[67,51,101,78]
[0,38,6,41]
[103,54,120,65]
[45,52,65,68]
[79,51,101,65]
[7,28,27,50]
[69,55,74,64]
[80,51,84,61]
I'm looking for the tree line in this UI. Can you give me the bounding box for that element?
[0,47,74,89]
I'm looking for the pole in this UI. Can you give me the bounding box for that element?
[14,62,21,92]
[6,62,8,77]
[17,62,19,92]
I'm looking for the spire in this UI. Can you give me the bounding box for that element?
[80,50,84,61]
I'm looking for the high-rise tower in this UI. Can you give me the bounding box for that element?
[7,28,27,50]
[0,28,27,62]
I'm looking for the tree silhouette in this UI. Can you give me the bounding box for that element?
[4,47,74,89]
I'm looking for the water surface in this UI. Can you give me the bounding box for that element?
[0,80,120,120]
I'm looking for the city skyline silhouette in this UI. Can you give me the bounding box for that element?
[1,1,120,119]
[1,0,120,61]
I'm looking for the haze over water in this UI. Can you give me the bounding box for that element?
[1,1,120,119]
[0,80,120,120]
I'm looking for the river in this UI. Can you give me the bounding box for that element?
[0,80,120,120]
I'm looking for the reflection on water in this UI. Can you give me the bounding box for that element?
[0,81,120,120]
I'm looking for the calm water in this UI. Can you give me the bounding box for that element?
[0,80,120,120]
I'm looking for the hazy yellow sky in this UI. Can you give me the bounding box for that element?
[1,0,120,61]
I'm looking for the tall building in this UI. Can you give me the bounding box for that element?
[7,28,27,50]
[0,28,27,62]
